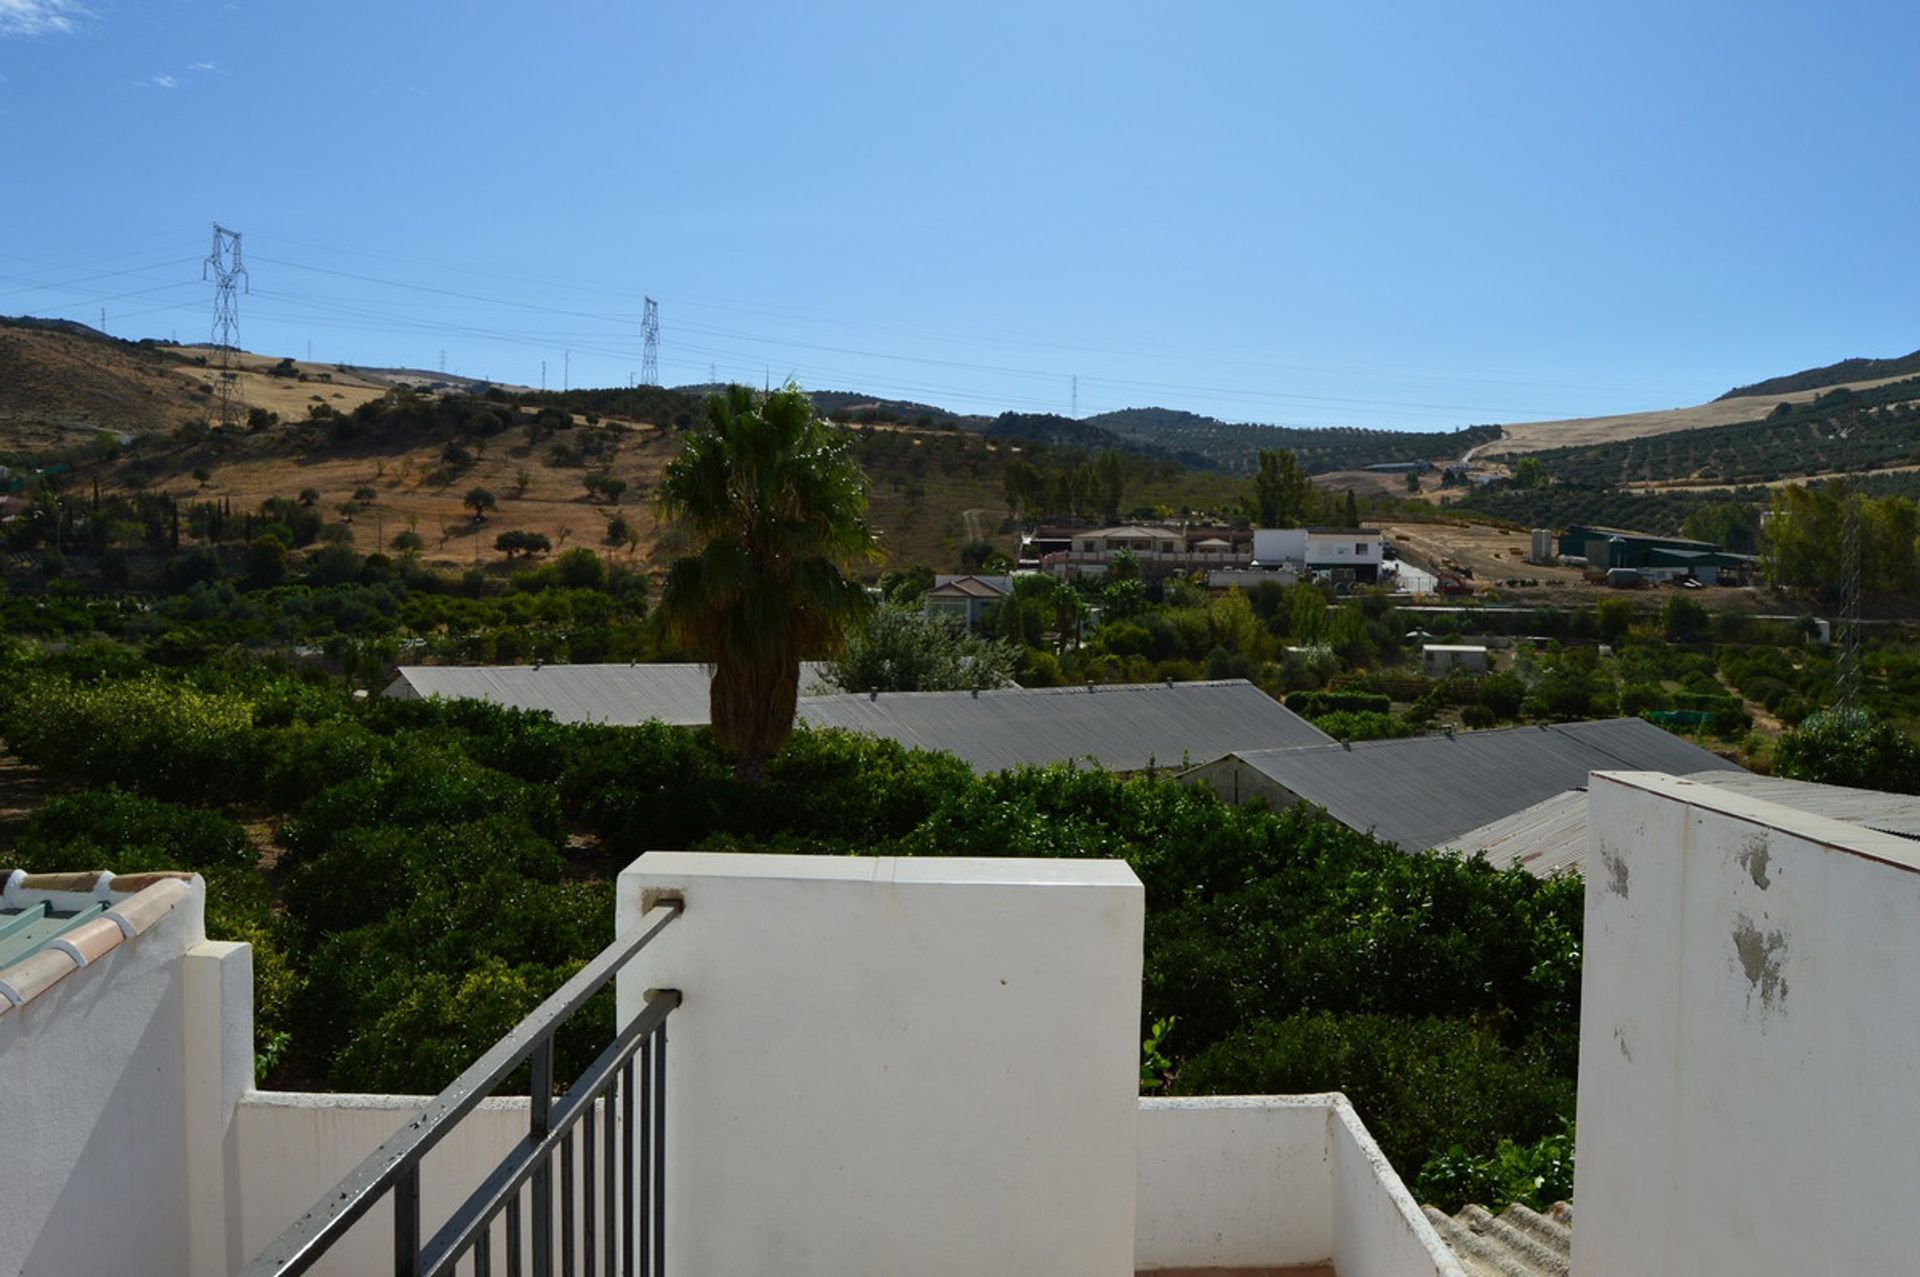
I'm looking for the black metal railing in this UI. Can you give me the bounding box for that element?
[242,901,682,1277]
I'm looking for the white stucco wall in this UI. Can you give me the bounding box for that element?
[233,1092,586,1277]
[0,880,227,1277]
[1329,1098,1466,1277]
[1574,772,1920,1277]
[618,852,1145,1277]
[1135,1096,1334,1269]
[1133,1095,1459,1275]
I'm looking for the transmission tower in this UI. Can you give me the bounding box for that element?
[202,223,248,429]
[641,297,660,386]
[1071,374,1079,419]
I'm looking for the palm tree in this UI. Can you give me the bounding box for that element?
[655,385,878,780]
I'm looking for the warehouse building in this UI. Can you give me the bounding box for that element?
[384,662,834,726]
[1179,718,1739,852]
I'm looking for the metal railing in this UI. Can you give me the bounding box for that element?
[243,901,683,1277]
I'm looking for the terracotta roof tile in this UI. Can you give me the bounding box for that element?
[0,872,194,1013]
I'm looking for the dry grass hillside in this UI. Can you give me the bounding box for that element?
[1481,373,1919,457]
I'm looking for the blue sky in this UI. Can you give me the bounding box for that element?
[3,1,1917,430]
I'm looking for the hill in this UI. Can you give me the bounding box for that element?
[0,318,208,455]
[1081,406,1500,474]
[1717,349,1920,401]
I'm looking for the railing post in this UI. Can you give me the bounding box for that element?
[531,1038,554,1276]
[651,1020,666,1277]
[394,1162,420,1277]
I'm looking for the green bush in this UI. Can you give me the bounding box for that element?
[1776,708,1920,794]
[1286,689,1392,716]
[1309,710,1417,741]
[1461,704,1497,729]
[3,677,255,800]
[13,788,255,873]
[1415,1120,1575,1213]
[1175,1012,1577,1182]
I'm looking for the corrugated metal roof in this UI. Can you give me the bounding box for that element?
[1424,1202,1572,1277]
[1445,769,1920,877]
[1200,719,1741,853]
[385,663,832,727]
[795,680,1331,774]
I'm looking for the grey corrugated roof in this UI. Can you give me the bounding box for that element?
[1424,1202,1572,1277]
[1446,769,1920,877]
[385,663,832,726]
[795,680,1331,774]
[1197,719,1741,853]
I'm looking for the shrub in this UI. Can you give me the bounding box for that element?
[1309,710,1417,741]
[1775,709,1920,793]
[1415,1120,1575,1214]
[1461,704,1497,729]
[1285,690,1392,716]
[3,678,255,800]
[14,788,255,873]
[1175,1012,1576,1183]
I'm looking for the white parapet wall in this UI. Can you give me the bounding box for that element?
[1575,772,1920,1277]
[0,878,254,1277]
[618,852,1145,1277]
[1135,1095,1463,1275]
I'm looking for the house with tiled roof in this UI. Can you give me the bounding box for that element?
[921,573,1013,629]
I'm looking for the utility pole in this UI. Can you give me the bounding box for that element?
[641,297,660,386]
[1835,419,1865,710]
[202,222,248,429]
[540,360,547,392]
[99,307,106,336]
[564,350,571,392]
[1071,374,1078,419]
[439,349,446,375]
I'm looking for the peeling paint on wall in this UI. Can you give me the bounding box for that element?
[1732,913,1789,1010]
[1736,835,1773,891]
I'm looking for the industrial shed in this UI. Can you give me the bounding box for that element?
[794,679,1331,774]
[1179,718,1741,853]
[1444,769,1920,877]
[384,662,833,726]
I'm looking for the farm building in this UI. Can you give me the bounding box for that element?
[384,666,1329,773]
[795,679,1330,774]
[1443,769,1920,878]
[1557,525,1754,583]
[1178,717,1739,852]
[384,661,834,726]
[1420,644,1489,676]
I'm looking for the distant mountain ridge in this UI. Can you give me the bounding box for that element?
[1718,349,1920,401]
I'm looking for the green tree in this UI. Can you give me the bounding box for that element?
[1250,449,1312,526]
[1660,595,1709,642]
[822,605,1020,693]
[494,529,553,558]
[654,385,879,779]
[1093,450,1126,523]
[464,487,498,520]
[1775,708,1920,794]
[1594,597,1633,642]
[1343,490,1361,528]
[245,535,289,589]
[1510,457,1548,489]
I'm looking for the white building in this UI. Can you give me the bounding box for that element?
[1253,527,1386,582]
[9,770,1920,1275]
[1420,644,1489,676]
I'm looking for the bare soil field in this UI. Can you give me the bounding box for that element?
[1480,373,1919,457]
[163,419,686,574]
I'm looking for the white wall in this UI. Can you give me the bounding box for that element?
[1253,527,1308,565]
[1330,1099,1466,1277]
[1133,1096,1459,1275]
[234,1092,586,1277]
[1135,1097,1334,1269]
[1574,772,1920,1277]
[0,881,209,1277]
[618,853,1144,1277]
